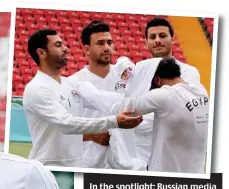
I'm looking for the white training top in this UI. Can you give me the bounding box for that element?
[68,65,136,168]
[23,70,118,167]
[112,83,209,173]
[77,82,208,173]
[133,58,201,164]
[0,152,59,189]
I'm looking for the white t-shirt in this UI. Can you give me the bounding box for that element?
[23,70,118,167]
[0,152,59,189]
[112,83,209,173]
[133,58,201,164]
[68,65,136,168]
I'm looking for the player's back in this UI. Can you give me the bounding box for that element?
[149,83,209,173]
[0,152,59,189]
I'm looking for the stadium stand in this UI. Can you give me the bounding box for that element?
[13,8,212,96]
[198,17,214,45]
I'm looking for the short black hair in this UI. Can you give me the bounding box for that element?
[28,29,57,66]
[155,57,181,79]
[145,17,174,39]
[81,20,110,45]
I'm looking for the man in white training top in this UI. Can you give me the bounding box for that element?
[23,29,143,167]
[76,57,209,174]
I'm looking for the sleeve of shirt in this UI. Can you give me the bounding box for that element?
[77,84,171,117]
[23,85,118,134]
[110,87,172,116]
[26,161,60,189]
[77,81,125,115]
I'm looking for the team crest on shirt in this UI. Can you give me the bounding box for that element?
[71,90,79,98]
[114,81,126,91]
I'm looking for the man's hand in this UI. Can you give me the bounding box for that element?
[83,133,110,146]
[117,110,143,129]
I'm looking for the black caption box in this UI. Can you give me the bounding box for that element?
[84,173,222,189]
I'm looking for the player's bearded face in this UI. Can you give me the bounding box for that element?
[46,35,68,69]
[88,32,114,65]
[146,26,174,58]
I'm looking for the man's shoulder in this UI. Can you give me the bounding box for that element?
[69,67,87,77]
[0,153,58,188]
[176,59,199,72]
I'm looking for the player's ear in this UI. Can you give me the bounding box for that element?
[84,45,90,56]
[154,76,161,88]
[171,35,175,45]
[36,48,46,58]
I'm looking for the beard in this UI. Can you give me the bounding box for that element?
[95,54,112,65]
[47,52,67,69]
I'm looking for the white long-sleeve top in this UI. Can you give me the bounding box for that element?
[77,82,209,173]
[0,152,59,189]
[68,65,137,168]
[23,71,118,167]
[128,58,201,164]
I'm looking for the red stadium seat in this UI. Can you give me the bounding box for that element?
[13,67,20,75]
[110,28,120,35]
[142,50,151,58]
[34,15,47,24]
[59,17,71,27]
[205,18,214,26]
[20,67,33,76]
[131,30,144,37]
[31,65,38,75]
[124,14,136,22]
[81,19,92,27]
[32,9,44,16]
[122,29,132,38]
[173,52,186,62]
[43,9,56,17]
[117,43,128,50]
[129,22,140,30]
[67,63,78,75]
[117,50,130,58]
[14,43,24,54]
[56,10,68,18]
[66,11,80,19]
[16,8,21,15]
[125,36,135,46]
[15,52,27,63]
[107,21,117,28]
[128,44,140,51]
[37,23,49,30]
[117,21,128,29]
[23,74,33,84]
[207,25,214,35]
[47,17,59,24]
[23,15,35,25]
[20,8,33,16]
[101,13,113,22]
[15,83,25,96]
[89,12,102,20]
[172,46,183,53]
[48,23,61,32]
[18,60,29,70]
[114,14,125,22]
[79,12,90,19]
[13,75,23,87]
